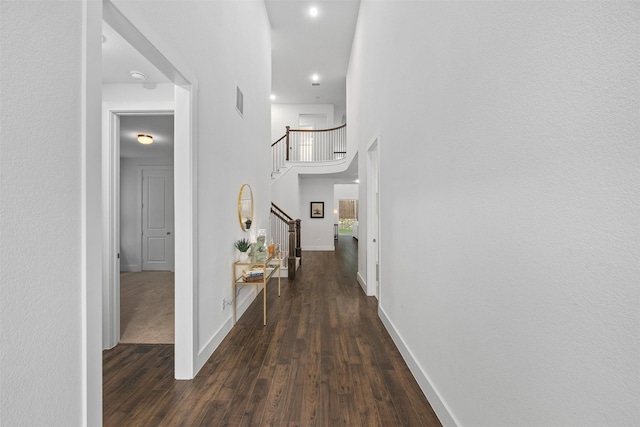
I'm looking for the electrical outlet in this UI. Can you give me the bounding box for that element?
[222,298,227,310]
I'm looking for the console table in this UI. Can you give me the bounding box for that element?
[232,251,281,325]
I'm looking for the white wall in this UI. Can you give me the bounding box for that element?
[103,82,175,104]
[1,1,102,425]
[348,2,639,426]
[300,177,336,250]
[271,103,336,143]
[271,167,301,218]
[120,157,174,271]
[111,0,272,372]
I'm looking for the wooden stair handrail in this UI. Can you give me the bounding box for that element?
[271,202,293,221]
[287,123,346,133]
[269,202,301,279]
[271,134,286,148]
[270,208,290,224]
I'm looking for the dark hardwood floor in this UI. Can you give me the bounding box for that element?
[103,236,441,426]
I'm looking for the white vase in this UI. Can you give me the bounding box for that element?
[238,252,250,263]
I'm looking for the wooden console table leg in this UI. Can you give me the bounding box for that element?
[232,264,236,325]
[263,279,267,325]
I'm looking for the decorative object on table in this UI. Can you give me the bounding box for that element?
[234,238,251,263]
[238,184,253,232]
[242,267,264,282]
[250,234,268,263]
[310,201,324,218]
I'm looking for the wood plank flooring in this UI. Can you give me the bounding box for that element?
[103,236,441,426]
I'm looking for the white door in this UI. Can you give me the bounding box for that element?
[367,139,380,298]
[142,167,174,271]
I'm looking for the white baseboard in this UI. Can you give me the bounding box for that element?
[302,245,335,251]
[120,264,141,272]
[378,305,458,427]
[197,318,232,373]
[357,271,366,293]
[195,285,260,373]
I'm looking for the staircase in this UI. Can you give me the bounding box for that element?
[269,202,301,279]
[270,123,350,274]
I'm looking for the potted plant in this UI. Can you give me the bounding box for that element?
[234,238,251,263]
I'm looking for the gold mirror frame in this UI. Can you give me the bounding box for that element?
[238,184,254,231]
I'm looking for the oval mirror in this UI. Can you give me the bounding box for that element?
[238,184,253,231]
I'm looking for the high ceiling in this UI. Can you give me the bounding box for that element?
[102,0,360,162]
[265,0,360,112]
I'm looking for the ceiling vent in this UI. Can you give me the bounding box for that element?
[311,82,320,86]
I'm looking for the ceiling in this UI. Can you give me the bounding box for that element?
[102,0,360,170]
[265,0,360,111]
[119,115,174,159]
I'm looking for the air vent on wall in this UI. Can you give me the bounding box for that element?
[236,85,244,117]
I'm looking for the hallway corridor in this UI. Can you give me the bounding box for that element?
[103,236,441,426]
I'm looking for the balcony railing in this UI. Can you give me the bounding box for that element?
[272,124,346,174]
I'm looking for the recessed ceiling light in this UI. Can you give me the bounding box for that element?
[355,179,360,183]
[129,70,147,81]
[312,74,319,81]
[137,134,153,145]
[270,94,276,100]
[309,7,318,17]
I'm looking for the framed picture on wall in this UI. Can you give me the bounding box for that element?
[310,202,324,218]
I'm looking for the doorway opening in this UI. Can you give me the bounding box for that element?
[338,199,358,235]
[118,115,175,344]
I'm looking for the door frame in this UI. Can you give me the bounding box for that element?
[102,0,198,380]
[366,137,380,299]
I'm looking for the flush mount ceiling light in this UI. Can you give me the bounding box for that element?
[312,74,319,81]
[137,134,153,145]
[309,7,318,17]
[129,70,147,81]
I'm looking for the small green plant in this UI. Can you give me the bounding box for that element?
[234,238,251,253]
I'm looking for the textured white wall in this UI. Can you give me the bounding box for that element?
[0,1,89,425]
[112,0,272,368]
[348,2,639,426]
